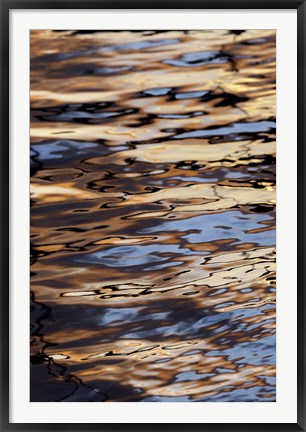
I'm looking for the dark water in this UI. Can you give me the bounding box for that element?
[30,30,276,402]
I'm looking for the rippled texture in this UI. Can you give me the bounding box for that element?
[30,30,276,402]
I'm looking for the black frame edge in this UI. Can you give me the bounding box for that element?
[0,0,304,8]
[1,0,10,431]
[297,1,305,431]
[1,1,305,431]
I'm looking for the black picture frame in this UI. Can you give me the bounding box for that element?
[1,1,304,431]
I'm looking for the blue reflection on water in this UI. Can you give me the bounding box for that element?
[77,243,207,269]
[30,139,127,161]
[164,51,228,67]
[175,90,209,99]
[175,371,214,382]
[173,120,275,139]
[206,334,276,366]
[141,210,275,247]
[104,39,180,52]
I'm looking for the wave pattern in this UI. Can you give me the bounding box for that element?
[30,30,276,402]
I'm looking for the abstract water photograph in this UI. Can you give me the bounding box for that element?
[30,29,276,402]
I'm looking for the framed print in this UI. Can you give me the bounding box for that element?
[1,1,304,431]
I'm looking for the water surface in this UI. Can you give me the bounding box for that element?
[30,29,276,402]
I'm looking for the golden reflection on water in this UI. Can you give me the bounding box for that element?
[30,29,276,402]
